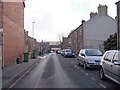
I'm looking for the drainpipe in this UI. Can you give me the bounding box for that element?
[2,30,4,69]
[0,28,4,69]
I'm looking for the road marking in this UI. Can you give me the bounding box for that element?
[99,83,107,88]
[81,70,83,72]
[90,77,96,81]
[74,65,77,67]
[85,73,89,76]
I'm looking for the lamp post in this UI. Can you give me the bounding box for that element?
[32,22,35,38]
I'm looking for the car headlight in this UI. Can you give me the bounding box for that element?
[65,52,67,55]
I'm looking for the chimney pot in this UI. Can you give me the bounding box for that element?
[98,4,108,15]
[90,12,97,19]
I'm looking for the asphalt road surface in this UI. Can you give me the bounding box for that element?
[10,53,119,88]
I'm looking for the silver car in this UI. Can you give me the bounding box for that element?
[77,49,103,69]
[99,50,120,85]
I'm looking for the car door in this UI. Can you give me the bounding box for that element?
[110,52,120,83]
[102,52,115,77]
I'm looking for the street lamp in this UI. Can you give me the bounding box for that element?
[32,22,35,38]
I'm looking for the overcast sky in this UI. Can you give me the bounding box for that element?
[24,0,118,42]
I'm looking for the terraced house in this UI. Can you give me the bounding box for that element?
[63,4,117,54]
[1,1,25,67]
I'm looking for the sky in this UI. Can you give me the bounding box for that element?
[24,0,118,42]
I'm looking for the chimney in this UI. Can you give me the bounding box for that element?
[90,12,97,19]
[115,16,118,21]
[81,20,85,24]
[98,4,108,15]
[25,31,28,36]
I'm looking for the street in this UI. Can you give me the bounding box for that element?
[10,53,119,88]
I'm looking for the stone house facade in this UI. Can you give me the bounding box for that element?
[62,37,69,49]
[63,20,85,54]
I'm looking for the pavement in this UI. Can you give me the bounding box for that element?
[2,57,41,89]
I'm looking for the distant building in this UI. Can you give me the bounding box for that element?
[39,41,50,54]
[116,1,120,50]
[24,30,40,58]
[49,41,61,51]
[62,37,69,49]
[67,20,85,54]
[1,2,25,67]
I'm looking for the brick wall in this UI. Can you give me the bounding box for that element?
[0,2,3,28]
[3,2,24,66]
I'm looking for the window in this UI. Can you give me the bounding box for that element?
[104,52,115,62]
[113,52,120,63]
[85,49,102,56]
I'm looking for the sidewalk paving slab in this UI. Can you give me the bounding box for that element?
[2,58,41,89]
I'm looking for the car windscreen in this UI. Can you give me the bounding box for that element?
[65,49,72,52]
[85,50,103,56]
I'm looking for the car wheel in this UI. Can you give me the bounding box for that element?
[78,62,81,66]
[83,62,87,69]
[99,67,105,80]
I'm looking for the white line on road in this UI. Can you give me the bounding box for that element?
[90,77,96,81]
[81,70,83,72]
[85,73,89,76]
[99,83,107,88]
[74,65,77,67]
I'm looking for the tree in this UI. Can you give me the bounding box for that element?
[58,33,64,43]
[104,33,117,51]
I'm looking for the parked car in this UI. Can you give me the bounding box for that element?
[77,49,103,69]
[63,49,75,58]
[99,50,120,85]
[56,50,61,54]
[60,49,65,56]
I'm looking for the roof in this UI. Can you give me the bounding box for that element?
[105,50,120,52]
[115,1,120,5]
